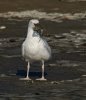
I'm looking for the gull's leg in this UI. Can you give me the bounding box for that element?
[20,62,32,80]
[26,61,32,80]
[36,60,47,81]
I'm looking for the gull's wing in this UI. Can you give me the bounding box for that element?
[43,38,51,55]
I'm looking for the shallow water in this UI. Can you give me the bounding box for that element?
[0,0,86,100]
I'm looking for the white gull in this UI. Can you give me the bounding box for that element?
[21,19,51,81]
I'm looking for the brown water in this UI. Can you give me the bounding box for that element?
[0,0,86,100]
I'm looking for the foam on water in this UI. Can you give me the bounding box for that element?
[0,10,86,22]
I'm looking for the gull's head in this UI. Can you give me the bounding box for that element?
[29,19,39,28]
[30,19,39,25]
[28,19,43,34]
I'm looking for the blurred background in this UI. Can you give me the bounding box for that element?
[0,0,86,100]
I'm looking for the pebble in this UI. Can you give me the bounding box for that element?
[0,74,7,77]
[82,75,86,77]
[73,78,80,82]
[51,81,60,84]
[60,80,65,83]
[54,35,65,39]
[49,64,57,67]
[9,39,16,43]
[0,26,6,30]
[35,93,40,95]
[81,43,86,46]
[66,80,73,82]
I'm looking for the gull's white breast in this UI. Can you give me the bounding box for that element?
[22,34,51,61]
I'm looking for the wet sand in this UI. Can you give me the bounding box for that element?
[0,0,86,100]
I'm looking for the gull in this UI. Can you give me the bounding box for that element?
[21,19,51,81]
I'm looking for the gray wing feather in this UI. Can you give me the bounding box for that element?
[42,38,51,55]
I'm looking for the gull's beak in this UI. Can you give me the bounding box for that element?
[34,23,43,35]
[34,23,42,30]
